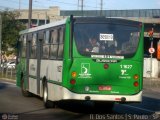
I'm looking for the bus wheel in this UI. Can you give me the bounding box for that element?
[21,77,32,97]
[43,81,56,108]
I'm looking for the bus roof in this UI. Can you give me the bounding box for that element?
[19,18,67,35]
[74,17,142,26]
[19,17,142,35]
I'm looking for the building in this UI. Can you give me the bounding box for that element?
[17,6,65,26]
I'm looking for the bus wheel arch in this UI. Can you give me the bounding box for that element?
[42,77,56,108]
[20,72,32,97]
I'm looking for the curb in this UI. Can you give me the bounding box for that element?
[143,88,160,94]
[0,78,16,84]
[155,111,160,115]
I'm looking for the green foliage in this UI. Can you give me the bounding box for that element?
[1,10,26,55]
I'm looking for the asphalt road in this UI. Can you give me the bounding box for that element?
[0,80,160,120]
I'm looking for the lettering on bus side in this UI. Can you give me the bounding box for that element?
[119,64,133,79]
[57,66,62,72]
[91,55,124,59]
[95,59,118,63]
[120,65,133,69]
[30,64,35,71]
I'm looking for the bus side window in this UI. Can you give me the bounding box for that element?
[43,30,50,59]
[50,29,58,59]
[57,27,64,59]
[50,29,58,44]
[22,35,27,57]
[31,33,37,58]
[16,35,23,64]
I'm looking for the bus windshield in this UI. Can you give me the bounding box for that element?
[74,23,140,58]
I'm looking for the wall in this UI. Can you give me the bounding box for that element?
[143,58,159,78]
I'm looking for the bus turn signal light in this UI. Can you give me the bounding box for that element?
[133,74,139,80]
[71,72,77,78]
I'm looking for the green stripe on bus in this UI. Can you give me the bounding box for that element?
[29,75,37,79]
[29,75,61,85]
[47,80,62,85]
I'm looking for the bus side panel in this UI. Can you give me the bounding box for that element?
[40,60,63,100]
[138,24,144,90]
[16,58,26,87]
[16,63,22,87]
[28,59,37,94]
[40,60,63,83]
[62,19,72,88]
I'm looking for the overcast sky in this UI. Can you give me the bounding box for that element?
[0,0,160,10]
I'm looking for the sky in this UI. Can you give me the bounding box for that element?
[0,0,160,11]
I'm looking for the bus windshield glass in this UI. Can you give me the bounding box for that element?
[74,23,140,58]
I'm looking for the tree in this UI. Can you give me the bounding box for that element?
[1,10,25,56]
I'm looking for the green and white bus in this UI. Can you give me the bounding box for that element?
[16,16,144,108]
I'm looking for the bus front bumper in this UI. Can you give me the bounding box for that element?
[62,87,142,102]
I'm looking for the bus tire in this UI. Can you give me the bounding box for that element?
[21,77,32,97]
[43,81,56,108]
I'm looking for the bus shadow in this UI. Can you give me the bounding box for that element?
[0,82,8,90]
[133,96,160,111]
[57,100,114,114]
[57,95,160,114]
[113,96,160,115]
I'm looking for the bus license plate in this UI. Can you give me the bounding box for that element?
[99,86,112,91]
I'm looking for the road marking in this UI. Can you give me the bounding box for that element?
[122,104,155,113]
